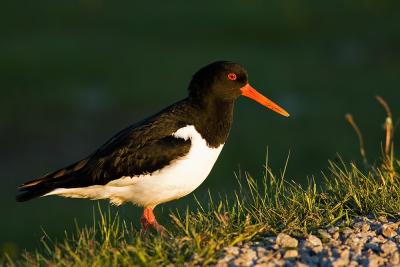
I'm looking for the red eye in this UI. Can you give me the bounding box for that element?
[227,73,237,81]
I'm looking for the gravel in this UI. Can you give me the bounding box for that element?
[215,217,400,267]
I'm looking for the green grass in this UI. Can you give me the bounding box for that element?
[4,152,399,266]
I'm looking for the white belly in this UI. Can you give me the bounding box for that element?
[45,125,224,207]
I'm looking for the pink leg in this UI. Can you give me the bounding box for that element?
[140,207,166,235]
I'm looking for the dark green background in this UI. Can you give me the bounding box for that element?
[1,0,399,257]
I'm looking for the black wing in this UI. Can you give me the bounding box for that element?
[17,101,193,201]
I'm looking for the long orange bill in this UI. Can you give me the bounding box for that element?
[240,83,290,117]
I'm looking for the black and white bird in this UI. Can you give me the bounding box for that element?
[17,61,289,233]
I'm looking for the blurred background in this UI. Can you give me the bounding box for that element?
[1,0,399,258]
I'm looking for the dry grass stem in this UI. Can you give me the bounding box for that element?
[345,114,368,166]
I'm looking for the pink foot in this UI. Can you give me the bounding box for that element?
[140,207,167,235]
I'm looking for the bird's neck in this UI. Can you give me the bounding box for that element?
[189,96,234,148]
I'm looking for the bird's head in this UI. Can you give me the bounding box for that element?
[188,61,289,117]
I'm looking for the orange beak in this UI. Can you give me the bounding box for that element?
[240,83,290,117]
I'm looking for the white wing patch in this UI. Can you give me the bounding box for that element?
[45,125,224,207]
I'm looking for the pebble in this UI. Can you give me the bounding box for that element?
[215,217,400,267]
[381,223,398,238]
[390,251,400,265]
[317,229,331,241]
[352,221,371,233]
[342,227,354,238]
[276,233,298,248]
[381,240,398,255]
[232,248,256,266]
[331,258,348,267]
[332,232,340,240]
[304,235,323,253]
[283,249,298,259]
[327,226,339,234]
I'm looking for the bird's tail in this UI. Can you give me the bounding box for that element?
[16,159,88,202]
[16,176,57,202]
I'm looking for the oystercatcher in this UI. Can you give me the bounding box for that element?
[17,61,289,234]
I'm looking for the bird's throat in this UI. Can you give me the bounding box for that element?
[193,97,234,148]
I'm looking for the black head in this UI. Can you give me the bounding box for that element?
[188,61,290,117]
[188,61,248,102]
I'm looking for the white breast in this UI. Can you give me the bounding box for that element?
[46,125,224,207]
